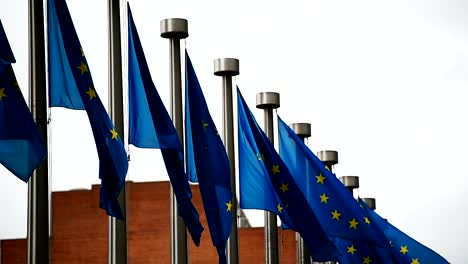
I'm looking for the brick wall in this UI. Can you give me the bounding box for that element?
[1,181,296,263]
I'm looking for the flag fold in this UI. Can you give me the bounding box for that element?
[127,5,203,245]
[185,52,232,263]
[48,0,128,219]
[0,20,46,182]
[237,88,338,261]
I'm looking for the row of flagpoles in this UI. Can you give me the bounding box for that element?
[0,0,450,263]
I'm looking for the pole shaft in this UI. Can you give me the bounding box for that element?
[296,135,310,264]
[168,38,188,264]
[27,0,49,263]
[221,76,239,263]
[263,108,279,264]
[108,0,127,263]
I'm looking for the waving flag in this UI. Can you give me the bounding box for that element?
[359,199,449,264]
[127,5,203,245]
[278,116,388,241]
[185,52,232,263]
[237,88,339,261]
[0,20,46,182]
[48,0,128,219]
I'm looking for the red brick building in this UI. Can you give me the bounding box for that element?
[1,181,297,263]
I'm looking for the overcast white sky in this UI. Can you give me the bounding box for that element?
[1,0,467,262]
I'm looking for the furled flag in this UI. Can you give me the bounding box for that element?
[359,198,449,264]
[278,116,389,244]
[127,5,203,245]
[48,0,128,219]
[237,88,339,261]
[0,20,46,182]
[185,52,232,263]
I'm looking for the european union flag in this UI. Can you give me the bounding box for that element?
[48,0,128,219]
[185,52,232,263]
[0,21,46,182]
[359,199,449,264]
[333,236,397,264]
[127,5,203,246]
[278,116,388,245]
[237,88,338,261]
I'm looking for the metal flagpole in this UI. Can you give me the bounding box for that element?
[317,151,339,264]
[214,58,240,264]
[362,198,376,211]
[108,0,127,264]
[339,176,359,195]
[27,0,49,263]
[290,123,311,264]
[160,18,189,264]
[256,92,280,264]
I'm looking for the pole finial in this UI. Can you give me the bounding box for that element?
[214,58,239,76]
[160,18,188,39]
[339,176,360,190]
[291,123,311,139]
[256,92,280,109]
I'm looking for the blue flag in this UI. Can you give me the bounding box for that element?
[0,21,46,182]
[0,21,15,65]
[185,52,232,263]
[127,5,203,246]
[278,116,389,245]
[359,199,449,264]
[48,0,128,219]
[237,88,340,261]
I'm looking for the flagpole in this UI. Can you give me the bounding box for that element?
[214,58,240,264]
[290,123,311,264]
[339,176,359,194]
[27,0,49,263]
[160,18,189,264]
[256,92,280,264]
[108,1,127,264]
[362,198,376,210]
[317,151,338,264]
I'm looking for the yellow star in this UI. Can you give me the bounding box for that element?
[349,218,359,229]
[400,245,408,255]
[347,245,357,255]
[86,87,97,100]
[280,183,289,192]
[226,200,232,212]
[271,165,280,174]
[78,61,88,75]
[325,166,330,171]
[363,256,372,264]
[320,193,329,203]
[277,203,283,213]
[316,173,326,184]
[80,47,85,57]
[331,210,341,220]
[110,128,119,140]
[0,88,7,100]
[202,120,208,131]
[364,217,371,225]
[411,258,420,264]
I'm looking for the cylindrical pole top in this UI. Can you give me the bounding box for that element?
[256,92,280,109]
[317,150,338,165]
[160,18,188,39]
[339,176,359,190]
[214,58,239,76]
[362,197,376,210]
[291,123,311,139]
